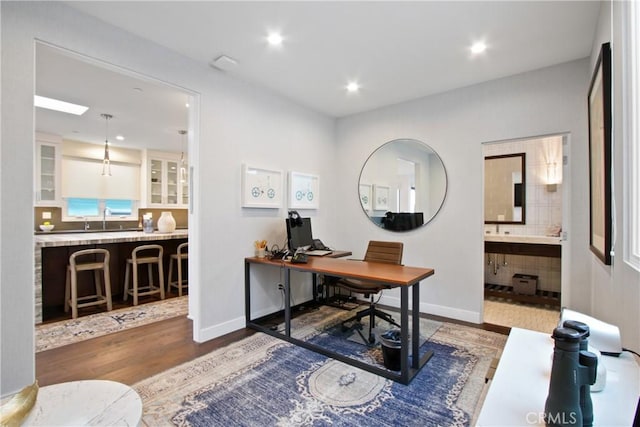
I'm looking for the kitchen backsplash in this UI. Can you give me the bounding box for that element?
[34,207,188,232]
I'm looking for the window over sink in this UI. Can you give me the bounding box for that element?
[65,198,137,221]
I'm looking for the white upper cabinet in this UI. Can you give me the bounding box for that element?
[142,150,188,208]
[34,132,62,206]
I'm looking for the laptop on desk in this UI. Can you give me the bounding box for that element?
[304,249,333,256]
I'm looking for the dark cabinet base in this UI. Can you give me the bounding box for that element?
[41,238,187,321]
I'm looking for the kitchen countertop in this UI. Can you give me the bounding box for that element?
[35,229,188,248]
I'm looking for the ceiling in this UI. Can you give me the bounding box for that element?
[38,1,601,151]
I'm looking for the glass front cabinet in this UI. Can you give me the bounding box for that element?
[144,150,188,208]
[34,132,62,207]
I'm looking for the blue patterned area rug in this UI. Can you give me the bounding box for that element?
[175,340,471,426]
[134,306,507,427]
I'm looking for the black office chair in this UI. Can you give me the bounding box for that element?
[333,240,403,344]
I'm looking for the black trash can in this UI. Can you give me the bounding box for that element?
[379,329,402,371]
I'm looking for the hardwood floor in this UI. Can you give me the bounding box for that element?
[36,303,508,388]
[35,315,255,387]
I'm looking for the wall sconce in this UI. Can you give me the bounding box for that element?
[546,162,559,192]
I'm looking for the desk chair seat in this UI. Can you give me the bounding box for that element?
[167,242,188,296]
[334,241,403,344]
[65,248,113,319]
[123,244,165,306]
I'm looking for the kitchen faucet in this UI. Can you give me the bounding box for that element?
[102,208,109,230]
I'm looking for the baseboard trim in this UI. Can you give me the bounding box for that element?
[195,315,245,343]
[377,294,482,324]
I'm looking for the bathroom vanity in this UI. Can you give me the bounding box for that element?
[484,234,562,306]
[484,234,561,258]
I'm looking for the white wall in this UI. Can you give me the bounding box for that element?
[588,1,640,351]
[334,59,592,325]
[0,2,336,395]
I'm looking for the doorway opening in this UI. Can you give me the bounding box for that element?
[33,41,199,341]
[482,133,567,333]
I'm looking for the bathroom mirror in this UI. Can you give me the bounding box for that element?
[484,153,526,224]
[358,138,447,231]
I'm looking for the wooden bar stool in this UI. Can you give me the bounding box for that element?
[167,242,188,296]
[65,248,113,319]
[123,244,165,306]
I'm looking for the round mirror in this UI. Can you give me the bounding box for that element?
[358,139,447,231]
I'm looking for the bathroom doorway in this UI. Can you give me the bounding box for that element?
[482,134,567,333]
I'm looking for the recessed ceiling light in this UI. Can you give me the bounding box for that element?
[470,41,487,55]
[116,135,125,141]
[185,103,190,108]
[34,95,89,115]
[267,33,283,46]
[346,82,360,93]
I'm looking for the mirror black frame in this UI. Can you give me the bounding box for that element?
[484,152,526,225]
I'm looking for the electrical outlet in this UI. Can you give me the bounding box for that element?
[277,283,284,290]
[42,211,52,220]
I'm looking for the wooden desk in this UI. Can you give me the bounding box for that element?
[244,256,435,384]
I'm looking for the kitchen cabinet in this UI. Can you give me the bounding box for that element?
[143,150,188,208]
[34,229,188,323]
[35,132,62,206]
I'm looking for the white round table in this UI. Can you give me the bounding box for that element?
[23,380,142,426]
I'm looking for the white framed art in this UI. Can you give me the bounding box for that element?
[289,171,319,209]
[373,184,390,210]
[359,183,372,210]
[241,164,283,208]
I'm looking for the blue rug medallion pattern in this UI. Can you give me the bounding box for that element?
[172,329,476,427]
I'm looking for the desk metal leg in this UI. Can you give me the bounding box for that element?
[244,260,251,325]
[400,286,409,383]
[284,267,291,337]
[412,282,420,369]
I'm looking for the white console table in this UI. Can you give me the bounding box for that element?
[477,327,639,426]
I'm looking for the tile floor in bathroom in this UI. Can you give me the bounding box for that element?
[484,298,560,334]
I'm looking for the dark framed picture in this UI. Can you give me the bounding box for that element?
[588,42,612,265]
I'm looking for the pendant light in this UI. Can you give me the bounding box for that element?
[178,130,187,183]
[101,113,113,176]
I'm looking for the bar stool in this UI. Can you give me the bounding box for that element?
[65,248,113,319]
[123,244,165,306]
[167,242,188,296]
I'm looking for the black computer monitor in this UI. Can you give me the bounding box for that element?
[286,217,314,251]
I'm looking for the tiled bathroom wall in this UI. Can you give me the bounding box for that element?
[483,135,563,293]
[483,135,563,237]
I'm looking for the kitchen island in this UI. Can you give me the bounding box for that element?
[34,229,188,323]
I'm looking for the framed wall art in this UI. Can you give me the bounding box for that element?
[241,164,283,208]
[373,184,390,211]
[588,42,612,265]
[288,171,319,209]
[359,183,372,210]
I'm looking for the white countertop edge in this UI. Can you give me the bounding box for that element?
[35,229,188,247]
[484,235,561,245]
